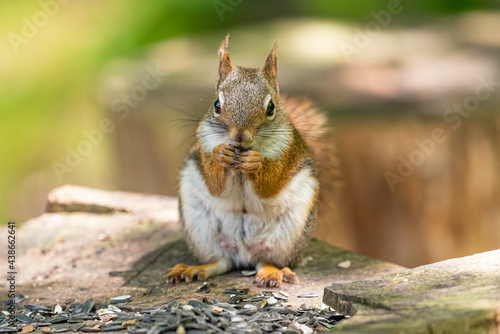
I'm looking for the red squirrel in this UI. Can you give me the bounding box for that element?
[167,35,333,287]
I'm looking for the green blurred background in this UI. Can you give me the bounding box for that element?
[1,0,499,267]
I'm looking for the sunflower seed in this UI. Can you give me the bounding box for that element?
[49,315,69,324]
[110,295,131,304]
[3,295,25,305]
[242,296,263,302]
[240,270,257,276]
[15,314,33,324]
[223,288,249,295]
[25,305,51,312]
[266,297,278,305]
[82,299,94,314]
[166,300,181,311]
[197,282,216,293]
[228,295,244,304]
[74,323,86,331]
[187,300,204,309]
[51,305,63,315]
[297,293,318,298]
[279,291,289,298]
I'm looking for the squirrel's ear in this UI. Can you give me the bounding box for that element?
[218,34,234,87]
[262,42,279,94]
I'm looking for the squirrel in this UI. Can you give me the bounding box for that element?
[167,35,336,287]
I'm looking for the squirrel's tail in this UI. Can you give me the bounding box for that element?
[283,97,341,236]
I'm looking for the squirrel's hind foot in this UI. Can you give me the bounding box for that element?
[166,260,232,284]
[166,263,208,284]
[255,264,299,288]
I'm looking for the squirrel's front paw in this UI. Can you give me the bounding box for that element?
[236,149,263,174]
[212,143,237,168]
[166,263,208,284]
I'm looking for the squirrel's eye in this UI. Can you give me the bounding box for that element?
[266,100,275,118]
[214,98,221,116]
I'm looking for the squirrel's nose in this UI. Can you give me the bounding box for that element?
[229,128,253,146]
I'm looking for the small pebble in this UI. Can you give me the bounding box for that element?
[182,304,193,311]
[337,260,352,269]
[243,304,257,309]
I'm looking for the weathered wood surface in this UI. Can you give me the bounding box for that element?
[324,250,500,333]
[4,184,498,332]
[1,185,404,312]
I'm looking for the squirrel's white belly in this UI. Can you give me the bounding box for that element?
[180,158,318,268]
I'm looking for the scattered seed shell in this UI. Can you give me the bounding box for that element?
[337,260,352,269]
[110,295,131,304]
[20,325,34,333]
[240,270,257,276]
[266,297,278,305]
[121,319,139,327]
[2,291,345,334]
[181,305,193,311]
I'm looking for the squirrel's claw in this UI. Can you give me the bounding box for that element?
[237,150,263,174]
[255,264,298,288]
[282,267,299,284]
[166,263,208,284]
[212,143,263,173]
[212,143,237,168]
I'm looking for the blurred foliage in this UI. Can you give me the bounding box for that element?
[0,0,497,225]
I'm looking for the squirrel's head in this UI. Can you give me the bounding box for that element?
[198,35,293,159]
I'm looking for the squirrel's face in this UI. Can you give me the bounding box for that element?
[198,67,292,159]
[198,36,293,159]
